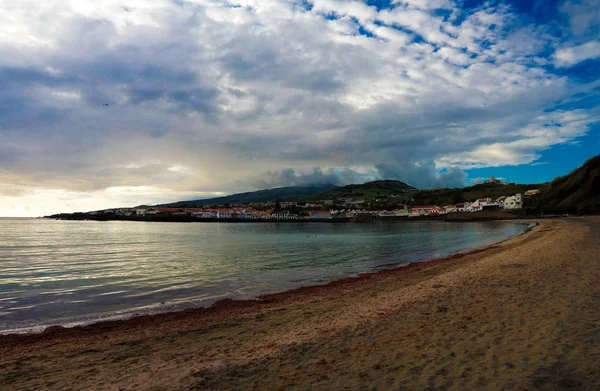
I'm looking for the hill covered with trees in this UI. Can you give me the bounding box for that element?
[160,184,337,207]
[398,182,545,207]
[534,155,600,215]
[305,180,416,200]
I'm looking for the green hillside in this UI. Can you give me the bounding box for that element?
[160,184,337,207]
[306,178,542,206]
[536,155,600,214]
[399,182,546,207]
[306,180,416,200]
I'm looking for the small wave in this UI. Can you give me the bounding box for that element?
[96,290,129,296]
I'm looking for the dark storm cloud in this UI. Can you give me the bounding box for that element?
[247,167,368,189]
[375,161,467,189]
[0,67,77,129]
[0,66,78,87]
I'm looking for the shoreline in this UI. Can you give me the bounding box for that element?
[42,209,532,223]
[0,221,533,339]
[2,217,598,390]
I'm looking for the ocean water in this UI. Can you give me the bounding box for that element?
[0,218,528,333]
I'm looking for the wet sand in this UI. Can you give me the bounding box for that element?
[1,217,599,390]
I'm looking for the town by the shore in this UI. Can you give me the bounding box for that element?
[45,183,534,223]
[1,217,599,390]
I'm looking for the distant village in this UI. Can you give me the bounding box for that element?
[51,177,542,222]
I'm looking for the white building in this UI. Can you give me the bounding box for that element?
[468,198,501,211]
[216,209,233,219]
[503,194,523,210]
[193,210,217,219]
[236,211,255,219]
[455,202,471,212]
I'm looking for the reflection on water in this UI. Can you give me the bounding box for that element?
[0,219,527,332]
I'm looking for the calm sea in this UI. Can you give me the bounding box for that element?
[0,218,528,333]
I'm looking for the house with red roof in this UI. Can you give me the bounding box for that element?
[215,208,234,219]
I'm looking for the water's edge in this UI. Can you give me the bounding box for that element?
[1,221,535,336]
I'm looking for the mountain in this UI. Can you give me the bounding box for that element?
[536,155,600,214]
[307,180,417,200]
[159,184,338,207]
[154,155,600,212]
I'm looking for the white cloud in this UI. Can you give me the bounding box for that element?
[469,177,484,185]
[554,40,600,67]
[0,0,597,215]
[167,165,193,173]
[312,0,378,22]
[437,110,594,168]
[394,0,453,10]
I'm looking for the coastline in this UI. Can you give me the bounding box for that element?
[0,220,533,337]
[2,217,599,390]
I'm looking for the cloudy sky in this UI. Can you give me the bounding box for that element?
[1,0,599,216]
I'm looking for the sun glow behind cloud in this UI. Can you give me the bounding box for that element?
[0,0,598,216]
[0,186,224,218]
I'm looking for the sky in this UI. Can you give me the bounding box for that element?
[0,0,599,217]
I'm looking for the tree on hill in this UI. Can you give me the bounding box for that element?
[536,155,600,215]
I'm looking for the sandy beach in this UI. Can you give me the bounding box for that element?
[1,217,599,390]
